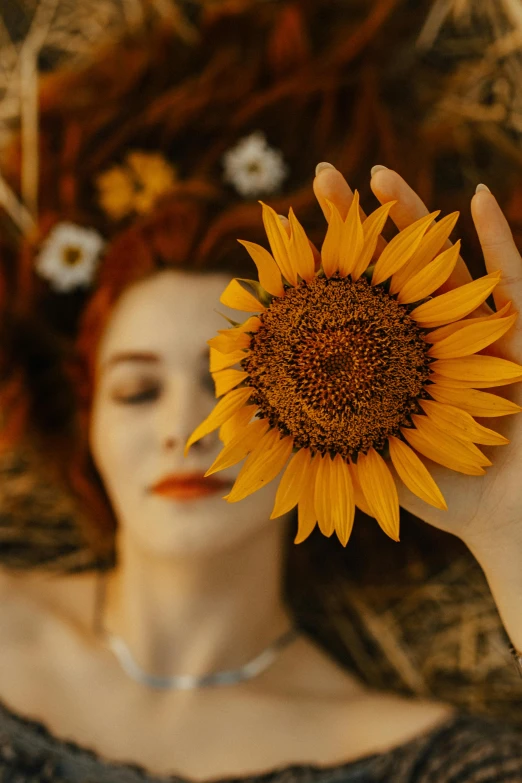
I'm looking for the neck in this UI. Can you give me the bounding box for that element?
[102,523,293,679]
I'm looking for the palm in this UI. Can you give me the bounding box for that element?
[399,404,522,543]
[314,165,522,552]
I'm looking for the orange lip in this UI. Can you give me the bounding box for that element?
[149,473,232,502]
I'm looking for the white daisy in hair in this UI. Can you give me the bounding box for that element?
[35,222,105,293]
[223,131,289,197]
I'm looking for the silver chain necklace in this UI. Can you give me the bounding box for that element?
[94,573,299,691]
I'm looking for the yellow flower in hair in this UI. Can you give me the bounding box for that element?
[96,167,135,221]
[127,152,177,214]
[186,192,522,547]
[96,151,177,220]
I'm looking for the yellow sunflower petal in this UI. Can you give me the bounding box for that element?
[237,240,284,297]
[388,436,447,510]
[225,428,293,503]
[270,447,312,519]
[410,414,491,467]
[217,315,262,336]
[428,371,522,390]
[260,201,297,286]
[219,278,265,312]
[401,424,486,475]
[347,461,374,516]
[213,368,249,397]
[295,503,317,544]
[295,455,320,544]
[419,399,508,446]
[219,405,256,444]
[427,383,522,417]
[371,211,440,286]
[208,332,251,354]
[314,454,335,537]
[397,241,461,305]
[210,347,249,372]
[426,301,512,343]
[338,191,365,278]
[356,448,400,541]
[288,208,315,282]
[427,313,517,359]
[433,354,522,386]
[185,387,254,455]
[410,271,501,328]
[427,372,479,389]
[352,200,396,280]
[390,211,459,294]
[331,455,355,546]
[449,374,521,389]
[208,316,260,354]
[321,200,344,278]
[206,417,270,476]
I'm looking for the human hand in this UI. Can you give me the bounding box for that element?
[313,163,522,553]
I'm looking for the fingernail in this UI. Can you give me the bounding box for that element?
[371,165,388,177]
[475,183,491,194]
[315,162,336,175]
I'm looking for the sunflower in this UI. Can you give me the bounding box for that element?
[185,191,522,546]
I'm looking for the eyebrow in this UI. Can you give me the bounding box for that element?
[101,347,211,375]
[101,351,160,373]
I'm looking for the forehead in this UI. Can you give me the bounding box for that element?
[97,271,237,367]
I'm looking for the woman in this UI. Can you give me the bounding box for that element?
[0,3,521,781]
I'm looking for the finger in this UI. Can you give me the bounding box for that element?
[313,164,362,221]
[471,187,522,314]
[370,167,479,295]
[278,213,321,268]
[313,163,386,255]
[370,167,430,227]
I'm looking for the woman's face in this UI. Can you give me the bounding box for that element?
[90,270,283,557]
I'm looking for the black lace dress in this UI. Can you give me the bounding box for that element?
[1,700,522,783]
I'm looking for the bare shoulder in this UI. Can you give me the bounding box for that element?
[271,634,456,762]
[354,689,457,746]
[326,690,456,763]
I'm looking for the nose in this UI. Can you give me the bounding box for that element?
[163,433,213,452]
[158,373,215,455]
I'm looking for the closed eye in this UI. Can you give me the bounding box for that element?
[112,386,161,405]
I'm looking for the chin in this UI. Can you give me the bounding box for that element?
[121,490,281,558]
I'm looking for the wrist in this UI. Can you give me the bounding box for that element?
[463,519,522,572]
[465,529,522,655]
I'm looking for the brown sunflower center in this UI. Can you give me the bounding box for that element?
[242,275,431,458]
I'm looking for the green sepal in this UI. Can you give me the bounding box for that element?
[236,278,273,307]
[215,310,241,327]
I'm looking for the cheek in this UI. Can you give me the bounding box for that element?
[89,397,153,492]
